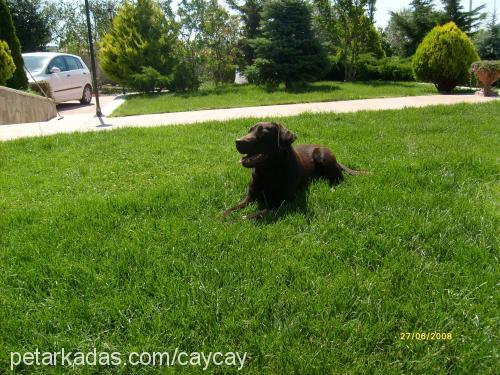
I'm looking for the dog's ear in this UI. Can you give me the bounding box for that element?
[275,123,297,149]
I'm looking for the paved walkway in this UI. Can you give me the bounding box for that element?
[1,94,497,141]
[56,95,119,116]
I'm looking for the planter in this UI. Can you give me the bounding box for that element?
[471,61,500,97]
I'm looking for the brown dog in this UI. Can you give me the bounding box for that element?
[223,122,366,218]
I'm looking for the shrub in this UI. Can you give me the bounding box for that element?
[0,0,28,89]
[325,54,414,82]
[325,54,344,81]
[413,22,479,92]
[28,80,52,98]
[378,57,414,81]
[168,62,201,92]
[355,54,380,81]
[0,39,15,85]
[127,66,170,94]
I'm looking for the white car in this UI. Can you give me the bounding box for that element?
[22,52,93,104]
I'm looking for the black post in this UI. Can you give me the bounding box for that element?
[84,0,102,117]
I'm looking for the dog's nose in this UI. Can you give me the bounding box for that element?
[235,138,244,146]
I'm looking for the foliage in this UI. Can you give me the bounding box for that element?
[176,0,240,89]
[383,8,413,57]
[227,0,263,66]
[327,53,414,81]
[314,0,383,81]
[6,0,54,52]
[169,60,201,92]
[28,79,52,98]
[440,0,486,35]
[177,0,210,90]
[0,39,15,85]
[471,60,500,73]
[202,0,240,85]
[378,56,414,81]
[0,0,27,89]
[248,0,330,87]
[51,0,122,56]
[99,0,179,87]
[413,22,479,92]
[127,66,170,93]
[473,12,500,60]
[388,1,441,57]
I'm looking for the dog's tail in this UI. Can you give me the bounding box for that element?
[337,162,372,176]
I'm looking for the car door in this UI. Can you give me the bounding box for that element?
[46,56,69,102]
[63,56,85,101]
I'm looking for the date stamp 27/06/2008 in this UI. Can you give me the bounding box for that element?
[400,332,453,340]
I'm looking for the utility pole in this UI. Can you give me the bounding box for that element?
[84,0,103,118]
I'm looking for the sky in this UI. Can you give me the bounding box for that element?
[373,0,498,28]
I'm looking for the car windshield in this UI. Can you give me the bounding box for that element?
[23,55,51,73]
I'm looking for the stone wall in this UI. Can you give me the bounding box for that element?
[0,86,57,125]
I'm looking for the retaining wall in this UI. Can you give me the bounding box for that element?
[0,86,57,125]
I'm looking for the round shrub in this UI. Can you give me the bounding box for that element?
[413,22,479,92]
[0,39,15,86]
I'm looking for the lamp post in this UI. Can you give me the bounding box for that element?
[107,3,114,23]
[84,0,102,118]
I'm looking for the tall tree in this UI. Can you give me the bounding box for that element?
[440,0,486,34]
[314,0,380,80]
[0,0,27,89]
[227,0,263,67]
[474,11,500,59]
[249,0,329,87]
[99,0,178,86]
[6,0,54,52]
[389,0,441,56]
[177,0,209,90]
[52,0,122,56]
[203,0,240,84]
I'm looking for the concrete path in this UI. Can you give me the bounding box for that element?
[1,94,497,142]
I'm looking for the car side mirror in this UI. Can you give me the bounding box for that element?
[49,67,61,74]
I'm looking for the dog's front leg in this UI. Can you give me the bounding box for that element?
[242,209,268,220]
[223,195,253,217]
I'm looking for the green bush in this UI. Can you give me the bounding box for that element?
[413,22,479,92]
[326,54,414,82]
[168,62,201,92]
[0,39,15,85]
[355,54,381,81]
[28,80,52,98]
[325,54,344,81]
[378,57,414,81]
[127,66,170,94]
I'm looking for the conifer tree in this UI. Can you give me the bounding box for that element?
[99,0,179,86]
[0,0,28,89]
[248,0,329,87]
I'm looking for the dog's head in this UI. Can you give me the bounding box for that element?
[235,122,297,168]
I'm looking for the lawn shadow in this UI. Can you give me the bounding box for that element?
[283,83,341,94]
[252,189,311,225]
[351,80,430,89]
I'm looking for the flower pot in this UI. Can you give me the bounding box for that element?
[472,66,500,97]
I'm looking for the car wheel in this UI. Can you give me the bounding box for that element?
[80,85,92,105]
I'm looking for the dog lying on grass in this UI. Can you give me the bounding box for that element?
[224,122,368,219]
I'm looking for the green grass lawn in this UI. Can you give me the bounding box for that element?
[1,102,498,373]
[112,81,440,117]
